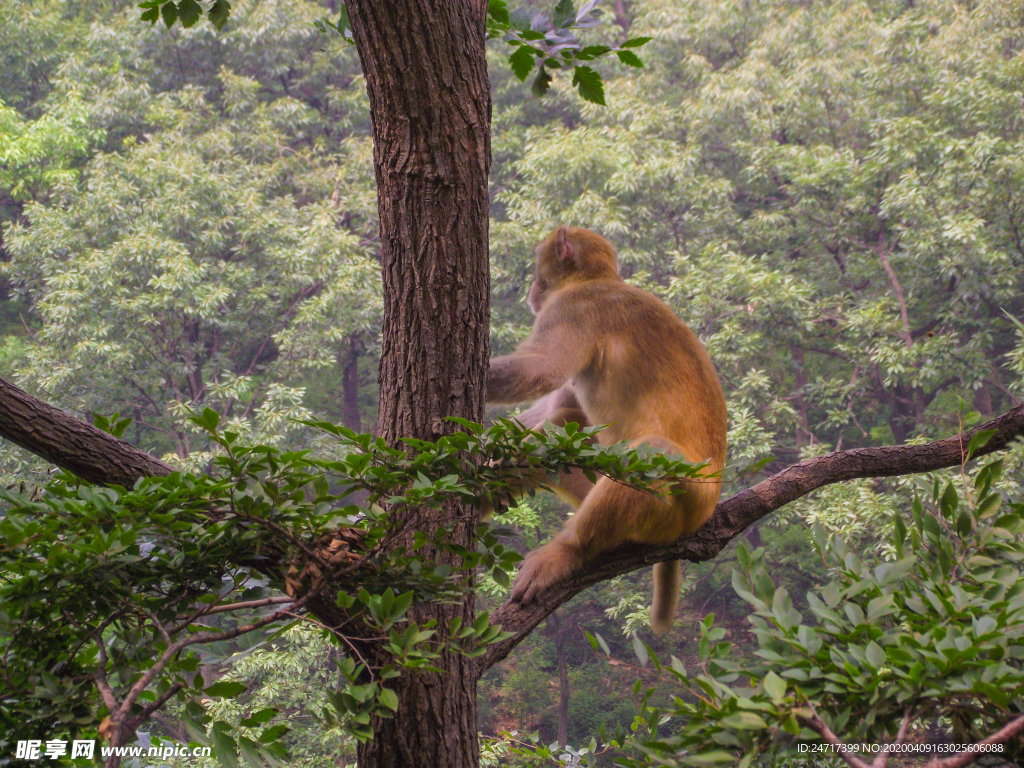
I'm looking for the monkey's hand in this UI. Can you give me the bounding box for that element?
[510,540,578,604]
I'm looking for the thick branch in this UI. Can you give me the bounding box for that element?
[0,377,172,486]
[478,402,1024,671]
[923,712,1024,768]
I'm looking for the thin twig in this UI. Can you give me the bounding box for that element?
[870,708,914,768]
[798,707,871,768]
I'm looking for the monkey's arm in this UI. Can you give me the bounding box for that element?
[487,352,571,403]
[488,322,593,403]
[488,297,595,403]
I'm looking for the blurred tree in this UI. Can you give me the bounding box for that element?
[0,1,381,475]
[3,75,380,470]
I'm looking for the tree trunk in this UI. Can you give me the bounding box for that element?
[791,345,812,448]
[344,2,491,767]
[341,335,361,432]
[556,624,570,748]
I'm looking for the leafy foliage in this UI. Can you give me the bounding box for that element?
[138,0,233,31]
[498,460,1024,765]
[133,0,651,105]
[0,410,703,760]
[486,0,652,105]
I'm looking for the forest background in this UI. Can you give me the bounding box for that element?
[2,0,1024,764]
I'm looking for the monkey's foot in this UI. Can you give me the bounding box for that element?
[511,542,576,604]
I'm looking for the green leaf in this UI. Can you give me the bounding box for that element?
[622,36,653,48]
[781,713,801,735]
[200,407,221,431]
[237,737,264,768]
[258,724,288,744]
[336,5,351,37]
[632,634,649,667]
[720,711,769,730]
[204,681,248,698]
[572,66,606,105]
[177,0,202,27]
[210,724,239,768]
[670,655,688,678]
[161,1,178,27]
[92,412,111,433]
[553,0,575,28]
[966,429,997,460]
[509,46,535,82]
[865,641,885,669]
[978,493,1002,519]
[616,50,644,68]
[488,0,510,26]
[940,482,959,517]
[531,66,552,97]
[208,0,231,30]
[763,671,786,702]
[140,3,160,24]
[378,687,399,711]
[240,708,277,726]
[893,514,908,546]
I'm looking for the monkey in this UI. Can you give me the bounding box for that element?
[486,225,727,636]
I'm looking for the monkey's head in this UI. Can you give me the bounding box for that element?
[528,225,618,313]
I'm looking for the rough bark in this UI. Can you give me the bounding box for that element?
[0,377,172,486]
[478,401,1024,671]
[343,2,492,766]
[347,2,491,445]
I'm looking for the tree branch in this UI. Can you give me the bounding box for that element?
[922,712,1024,768]
[799,711,872,768]
[478,402,1024,671]
[0,377,171,486]
[876,229,913,349]
[872,708,914,768]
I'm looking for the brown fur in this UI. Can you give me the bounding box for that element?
[487,226,728,635]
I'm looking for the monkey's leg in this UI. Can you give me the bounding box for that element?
[514,386,578,428]
[532,405,595,506]
[510,476,665,604]
[512,435,716,634]
[481,403,594,516]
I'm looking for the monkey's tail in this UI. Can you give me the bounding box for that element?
[650,559,680,636]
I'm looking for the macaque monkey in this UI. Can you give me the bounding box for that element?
[487,226,727,635]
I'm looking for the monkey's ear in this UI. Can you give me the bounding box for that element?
[555,225,575,263]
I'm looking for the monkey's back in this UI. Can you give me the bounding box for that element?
[551,279,727,472]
